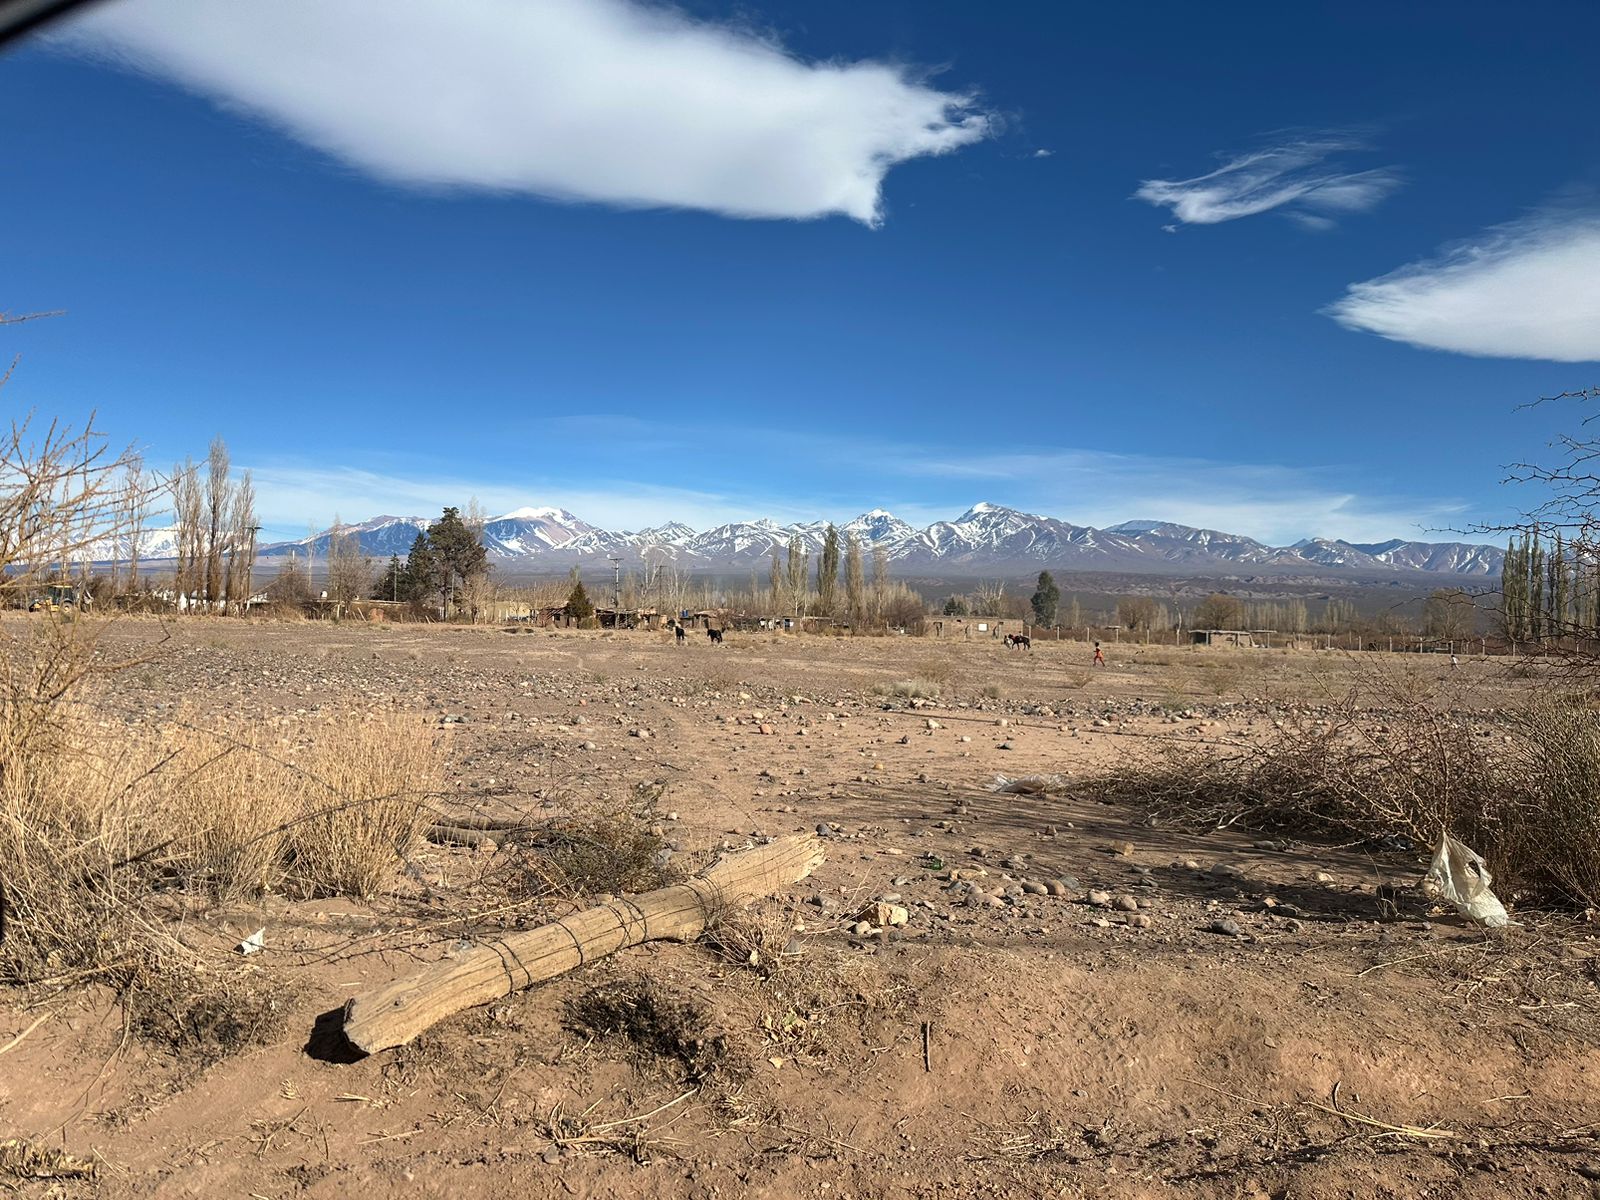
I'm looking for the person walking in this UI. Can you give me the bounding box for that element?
[1093,641,1105,667]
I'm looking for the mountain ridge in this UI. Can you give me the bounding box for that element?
[243,502,1504,578]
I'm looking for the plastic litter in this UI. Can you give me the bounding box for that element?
[236,928,266,955]
[1421,831,1516,928]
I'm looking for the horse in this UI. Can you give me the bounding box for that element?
[1005,633,1032,651]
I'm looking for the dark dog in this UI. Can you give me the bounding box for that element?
[674,623,687,644]
[707,627,724,644]
[1006,634,1032,650]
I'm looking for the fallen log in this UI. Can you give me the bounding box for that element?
[341,834,823,1055]
[425,813,531,832]
[424,824,504,849]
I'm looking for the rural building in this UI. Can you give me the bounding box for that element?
[1191,629,1256,647]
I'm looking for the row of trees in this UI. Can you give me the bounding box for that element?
[758,527,920,627]
[1500,528,1600,644]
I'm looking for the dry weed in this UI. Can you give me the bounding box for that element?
[888,678,940,700]
[507,782,677,900]
[1087,660,1600,907]
[0,648,442,1054]
[564,976,726,1082]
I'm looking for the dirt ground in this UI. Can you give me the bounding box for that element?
[4,616,1599,1199]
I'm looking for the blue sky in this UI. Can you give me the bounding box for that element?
[2,0,1597,544]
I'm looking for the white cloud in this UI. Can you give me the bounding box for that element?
[1135,136,1399,227]
[57,0,989,225]
[1327,208,1600,362]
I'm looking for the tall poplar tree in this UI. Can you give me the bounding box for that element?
[817,524,840,615]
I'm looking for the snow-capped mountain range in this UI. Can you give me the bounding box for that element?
[245,502,1505,578]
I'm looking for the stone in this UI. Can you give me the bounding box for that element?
[1113,895,1138,912]
[1088,889,1112,907]
[1128,914,1153,929]
[1204,918,1242,936]
[1021,880,1048,895]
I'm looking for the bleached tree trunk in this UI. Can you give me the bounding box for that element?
[341,834,823,1054]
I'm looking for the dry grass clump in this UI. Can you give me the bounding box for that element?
[887,677,941,700]
[286,717,437,898]
[0,665,441,1051]
[0,1138,97,1184]
[1087,667,1600,907]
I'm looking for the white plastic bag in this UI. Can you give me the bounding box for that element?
[1421,831,1516,928]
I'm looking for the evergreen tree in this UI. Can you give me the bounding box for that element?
[1030,570,1060,626]
[566,577,595,624]
[817,524,840,615]
[375,554,405,602]
[428,506,489,618]
[401,531,441,607]
[1551,531,1569,642]
[1530,535,1545,641]
[1500,535,1527,642]
[942,595,969,616]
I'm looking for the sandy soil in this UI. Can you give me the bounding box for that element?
[3,617,1597,1199]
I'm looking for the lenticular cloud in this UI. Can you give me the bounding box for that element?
[58,0,990,225]
[1328,210,1600,362]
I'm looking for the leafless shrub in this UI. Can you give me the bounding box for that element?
[1086,664,1600,907]
[564,976,725,1082]
[508,784,676,900]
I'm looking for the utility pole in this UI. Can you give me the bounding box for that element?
[609,555,622,612]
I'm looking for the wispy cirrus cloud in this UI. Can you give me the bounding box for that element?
[56,0,990,226]
[1327,206,1600,362]
[1135,135,1401,228]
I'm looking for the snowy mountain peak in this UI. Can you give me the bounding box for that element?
[230,501,1506,578]
[1108,519,1172,534]
[495,505,576,522]
[845,509,917,545]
